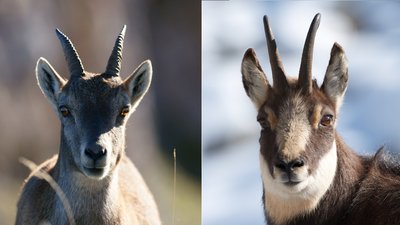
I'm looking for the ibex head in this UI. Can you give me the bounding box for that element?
[36,26,152,180]
[241,14,348,213]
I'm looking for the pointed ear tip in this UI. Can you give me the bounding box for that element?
[36,59,47,78]
[245,48,255,54]
[333,42,344,50]
[137,60,152,75]
[143,59,152,67]
[37,57,47,64]
[243,48,256,61]
[36,57,50,68]
[55,28,63,35]
[332,42,345,55]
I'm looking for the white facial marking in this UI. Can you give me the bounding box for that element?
[276,94,311,160]
[260,140,337,224]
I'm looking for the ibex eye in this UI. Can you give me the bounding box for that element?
[320,115,333,127]
[120,106,130,117]
[59,106,70,117]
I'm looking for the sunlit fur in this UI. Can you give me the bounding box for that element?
[16,30,160,225]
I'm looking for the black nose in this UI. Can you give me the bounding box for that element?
[275,159,305,171]
[84,145,107,161]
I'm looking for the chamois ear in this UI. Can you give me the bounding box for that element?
[322,43,348,112]
[124,60,152,110]
[241,48,270,110]
[36,57,66,108]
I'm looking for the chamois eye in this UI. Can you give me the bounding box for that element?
[59,106,70,117]
[320,115,334,127]
[120,106,130,117]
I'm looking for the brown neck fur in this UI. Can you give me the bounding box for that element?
[265,133,370,225]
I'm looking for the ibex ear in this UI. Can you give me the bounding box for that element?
[36,57,66,107]
[124,60,152,109]
[241,48,270,110]
[322,43,348,112]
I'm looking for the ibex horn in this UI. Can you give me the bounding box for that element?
[55,29,85,78]
[298,13,321,93]
[263,15,289,91]
[105,25,126,77]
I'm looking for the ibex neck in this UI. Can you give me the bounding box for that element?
[56,159,120,192]
[52,140,124,224]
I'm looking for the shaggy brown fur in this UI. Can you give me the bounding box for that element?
[242,14,400,225]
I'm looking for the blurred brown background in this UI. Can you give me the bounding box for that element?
[0,0,201,224]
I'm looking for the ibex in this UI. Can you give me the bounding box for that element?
[16,26,161,225]
[241,14,400,225]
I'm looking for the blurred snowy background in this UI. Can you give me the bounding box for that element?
[203,1,400,225]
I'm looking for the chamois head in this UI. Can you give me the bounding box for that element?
[36,26,152,180]
[241,13,348,216]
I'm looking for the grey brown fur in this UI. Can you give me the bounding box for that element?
[242,14,400,225]
[16,26,161,225]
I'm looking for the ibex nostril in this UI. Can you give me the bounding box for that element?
[85,148,107,161]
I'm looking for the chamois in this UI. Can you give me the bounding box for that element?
[241,14,400,225]
[15,26,161,225]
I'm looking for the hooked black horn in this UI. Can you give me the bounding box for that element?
[263,15,289,91]
[105,25,126,76]
[55,29,84,77]
[298,13,321,93]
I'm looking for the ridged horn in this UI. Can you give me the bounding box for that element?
[263,15,289,91]
[105,25,126,76]
[298,13,321,93]
[55,29,84,78]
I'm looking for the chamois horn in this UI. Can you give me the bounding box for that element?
[298,13,321,93]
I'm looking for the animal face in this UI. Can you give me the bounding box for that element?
[36,26,152,180]
[256,82,337,196]
[57,75,130,179]
[242,14,348,201]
